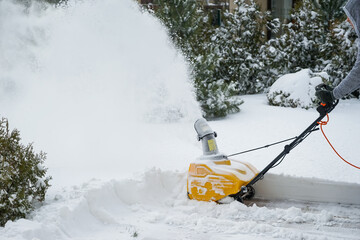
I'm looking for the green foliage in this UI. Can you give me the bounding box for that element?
[201,0,269,95]
[311,0,347,30]
[264,0,357,90]
[144,0,245,118]
[194,78,244,119]
[144,0,358,113]
[144,0,279,118]
[308,0,357,90]
[0,118,51,227]
[150,0,202,57]
[323,19,358,88]
[282,0,326,72]
[227,0,272,93]
[267,69,327,109]
[189,11,245,119]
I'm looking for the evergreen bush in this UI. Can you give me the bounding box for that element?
[311,0,347,31]
[143,0,358,112]
[323,19,358,89]
[144,0,245,118]
[267,69,327,109]
[0,118,51,227]
[281,0,326,73]
[227,0,271,94]
[265,0,357,97]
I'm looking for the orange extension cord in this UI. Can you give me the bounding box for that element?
[318,114,360,170]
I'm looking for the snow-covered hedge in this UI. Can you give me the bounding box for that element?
[0,118,51,226]
[267,69,327,109]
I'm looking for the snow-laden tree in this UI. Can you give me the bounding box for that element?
[323,19,358,89]
[265,0,357,89]
[312,0,358,96]
[149,0,202,57]
[224,0,270,94]
[0,118,51,226]
[190,10,245,118]
[311,0,347,31]
[258,18,282,88]
[144,0,245,118]
[190,0,272,117]
[281,0,326,73]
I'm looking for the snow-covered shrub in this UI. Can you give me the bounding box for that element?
[146,0,272,118]
[267,69,326,109]
[323,19,358,87]
[145,0,245,118]
[188,0,270,117]
[265,0,357,93]
[312,0,347,31]
[280,0,326,73]
[0,118,51,226]
[226,0,270,94]
[190,12,245,119]
[148,0,201,57]
[195,78,244,119]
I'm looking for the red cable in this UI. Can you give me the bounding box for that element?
[318,114,360,170]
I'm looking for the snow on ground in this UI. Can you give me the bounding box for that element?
[1,94,360,240]
[1,168,360,240]
[267,69,324,109]
[1,0,360,239]
[213,94,360,184]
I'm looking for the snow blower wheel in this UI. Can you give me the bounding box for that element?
[241,185,256,200]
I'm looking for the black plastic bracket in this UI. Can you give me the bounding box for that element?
[284,145,291,154]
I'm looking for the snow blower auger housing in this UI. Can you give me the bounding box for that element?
[187,118,259,202]
[187,96,338,203]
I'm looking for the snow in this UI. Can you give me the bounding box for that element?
[0,0,201,186]
[0,0,360,240]
[1,169,359,240]
[267,69,324,109]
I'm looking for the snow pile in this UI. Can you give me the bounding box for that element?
[267,69,326,109]
[1,169,359,240]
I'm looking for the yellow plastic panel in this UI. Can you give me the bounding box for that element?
[187,159,258,202]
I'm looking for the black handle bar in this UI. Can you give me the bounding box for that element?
[236,100,339,201]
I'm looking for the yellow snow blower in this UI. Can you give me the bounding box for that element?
[187,92,338,203]
[187,118,258,202]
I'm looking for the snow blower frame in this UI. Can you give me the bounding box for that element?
[233,100,339,202]
[187,89,338,203]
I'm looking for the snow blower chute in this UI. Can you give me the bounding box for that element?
[187,91,338,203]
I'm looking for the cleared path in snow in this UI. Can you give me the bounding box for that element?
[1,169,359,240]
[254,173,360,205]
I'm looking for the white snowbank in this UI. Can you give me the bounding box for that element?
[267,69,325,109]
[1,169,359,240]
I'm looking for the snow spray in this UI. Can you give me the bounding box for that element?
[0,0,201,185]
